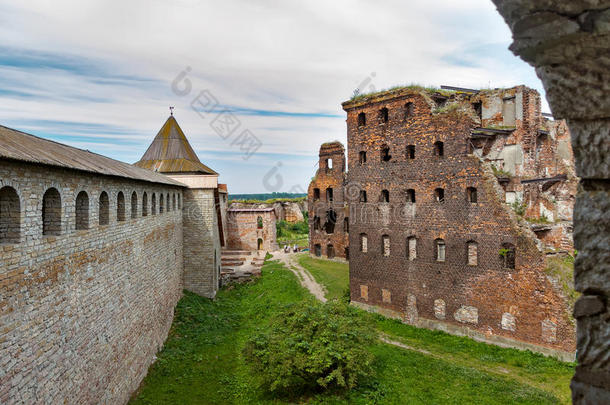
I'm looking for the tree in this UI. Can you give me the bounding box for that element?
[243,301,375,396]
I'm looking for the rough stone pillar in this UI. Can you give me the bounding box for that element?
[492,1,609,403]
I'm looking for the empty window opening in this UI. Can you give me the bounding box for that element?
[313,216,321,231]
[324,209,336,234]
[502,97,516,127]
[359,151,367,164]
[382,235,390,257]
[407,236,417,260]
[99,191,109,226]
[380,189,390,203]
[501,243,516,269]
[117,191,126,222]
[326,187,333,202]
[357,112,366,127]
[257,216,263,229]
[173,194,176,211]
[75,191,89,230]
[314,244,321,257]
[360,233,368,253]
[405,102,414,119]
[434,188,445,203]
[467,187,477,203]
[159,193,164,214]
[142,192,148,217]
[327,244,335,259]
[435,239,446,262]
[472,102,482,120]
[406,189,416,203]
[257,238,263,250]
[131,192,138,219]
[406,145,415,159]
[0,186,20,243]
[166,194,170,212]
[467,241,478,266]
[313,188,320,201]
[177,194,181,209]
[344,247,349,261]
[42,188,61,236]
[359,190,367,203]
[434,141,444,157]
[326,158,333,170]
[381,145,391,162]
[379,107,389,123]
[151,194,157,215]
[344,217,349,233]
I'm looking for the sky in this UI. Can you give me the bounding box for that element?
[0,0,548,193]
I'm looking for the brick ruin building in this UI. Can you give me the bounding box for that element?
[0,115,230,403]
[308,84,577,359]
[308,142,349,259]
[226,207,278,252]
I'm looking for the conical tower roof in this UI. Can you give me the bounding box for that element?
[135,116,217,175]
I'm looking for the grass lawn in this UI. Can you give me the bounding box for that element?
[297,254,349,300]
[130,257,572,404]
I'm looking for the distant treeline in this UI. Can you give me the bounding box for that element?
[229,192,306,202]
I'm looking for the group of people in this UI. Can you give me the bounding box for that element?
[283,244,300,253]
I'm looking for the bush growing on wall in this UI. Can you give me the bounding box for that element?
[243,300,376,396]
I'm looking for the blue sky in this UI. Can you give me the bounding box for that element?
[0,0,548,193]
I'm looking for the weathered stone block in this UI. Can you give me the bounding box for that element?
[454,306,478,325]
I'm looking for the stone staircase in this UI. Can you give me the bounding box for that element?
[220,249,265,285]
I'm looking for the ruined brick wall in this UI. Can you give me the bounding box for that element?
[226,210,277,251]
[308,142,349,259]
[342,90,575,358]
[0,160,183,404]
[183,188,221,298]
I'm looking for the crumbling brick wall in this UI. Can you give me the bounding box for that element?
[226,209,277,252]
[0,160,184,404]
[308,142,349,259]
[340,88,575,359]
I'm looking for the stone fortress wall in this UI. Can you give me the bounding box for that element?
[0,159,184,404]
[226,208,278,252]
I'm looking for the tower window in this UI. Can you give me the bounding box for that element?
[257,216,263,229]
[360,233,368,253]
[381,190,390,203]
[407,236,417,260]
[344,217,349,233]
[159,193,164,214]
[359,190,367,202]
[380,107,389,123]
[142,192,148,217]
[326,187,333,202]
[405,102,414,119]
[406,189,416,203]
[313,188,320,201]
[467,187,478,203]
[358,112,366,127]
[381,145,391,162]
[359,151,367,164]
[151,193,157,215]
[501,243,516,269]
[434,141,444,157]
[406,145,415,159]
[434,188,445,203]
[435,239,446,262]
[326,158,333,170]
[42,188,61,236]
[324,209,336,234]
[313,216,321,231]
[382,235,390,256]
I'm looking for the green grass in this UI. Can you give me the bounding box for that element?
[130,258,571,404]
[297,255,574,403]
[277,219,309,248]
[297,254,349,300]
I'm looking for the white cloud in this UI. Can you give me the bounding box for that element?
[0,0,546,192]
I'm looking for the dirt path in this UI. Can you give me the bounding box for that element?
[274,251,327,302]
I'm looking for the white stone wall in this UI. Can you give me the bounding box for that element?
[0,160,184,404]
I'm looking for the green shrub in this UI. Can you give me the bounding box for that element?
[243,301,376,396]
